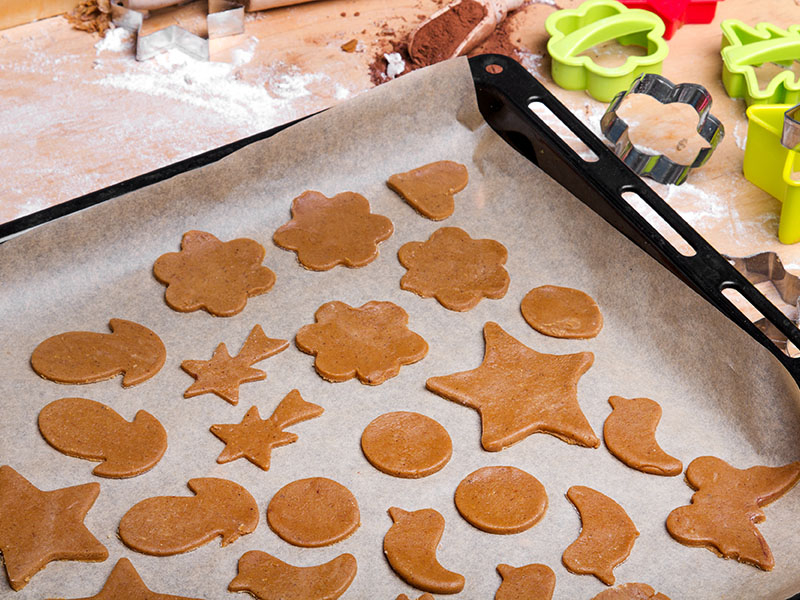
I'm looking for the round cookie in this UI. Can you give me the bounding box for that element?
[267,477,360,547]
[521,285,603,339]
[361,412,452,479]
[454,466,547,534]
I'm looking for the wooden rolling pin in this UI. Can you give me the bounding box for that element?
[124,0,320,11]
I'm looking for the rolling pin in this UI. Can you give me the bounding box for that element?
[123,0,321,11]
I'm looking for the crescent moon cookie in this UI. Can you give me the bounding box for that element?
[521,285,603,339]
[495,563,556,600]
[153,230,276,317]
[387,160,469,220]
[273,190,393,270]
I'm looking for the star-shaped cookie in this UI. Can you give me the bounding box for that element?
[426,322,598,452]
[182,325,289,405]
[0,465,108,591]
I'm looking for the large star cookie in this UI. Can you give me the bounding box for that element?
[426,322,598,451]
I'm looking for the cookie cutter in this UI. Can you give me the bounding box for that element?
[600,73,724,185]
[620,0,724,40]
[721,19,800,106]
[111,0,244,61]
[545,0,669,102]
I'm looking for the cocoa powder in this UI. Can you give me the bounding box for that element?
[409,0,487,67]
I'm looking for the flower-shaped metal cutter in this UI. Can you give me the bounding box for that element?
[600,73,725,185]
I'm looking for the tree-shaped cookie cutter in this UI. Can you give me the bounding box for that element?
[600,73,724,185]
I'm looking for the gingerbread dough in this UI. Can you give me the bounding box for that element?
[361,411,452,478]
[398,227,509,311]
[495,563,556,600]
[267,477,360,547]
[603,396,682,477]
[562,485,639,586]
[426,322,598,452]
[383,507,465,594]
[0,465,108,591]
[387,160,468,220]
[229,551,357,600]
[38,397,167,478]
[591,583,671,599]
[296,300,428,385]
[455,466,547,534]
[211,389,323,470]
[273,190,393,270]
[119,477,258,556]
[153,230,275,317]
[666,456,800,570]
[521,285,603,339]
[31,318,165,387]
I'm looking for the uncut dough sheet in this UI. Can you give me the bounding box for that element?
[1,58,799,599]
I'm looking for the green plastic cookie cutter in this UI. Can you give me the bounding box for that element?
[545,0,669,102]
[721,19,800,106]
[743,103,800,244]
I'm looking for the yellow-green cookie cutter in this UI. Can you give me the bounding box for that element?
[721,20,800,106]
[545,0,669,103]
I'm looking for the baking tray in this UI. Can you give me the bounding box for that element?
[1,54,799,599]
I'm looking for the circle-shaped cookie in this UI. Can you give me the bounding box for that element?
[361,411,452,479]
[521,285,603,339]
[267,477,360,547]
[454,466,547,534]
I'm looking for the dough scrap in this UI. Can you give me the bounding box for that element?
[562,485,639,586]
[211,389,323,471]
[398,226,509,311]
[38,397,167,478]
[296,300,428,385]
[229,551,357,600]
[153,230,275,317]
[273,190,393,270]
[521,285,603,339]
[591,582,671,599]
[361,411,452,478]
[496,563,556,600]
[387,160,468,220]
[31,318,165,387]
[119,477,258,556]
[267,477,360,547]
[182,324,289,405]
[603,396,682,476]
[383,507,465,594]
[666,456,800,570]
[0,465,108,591]
[426,322,598,452]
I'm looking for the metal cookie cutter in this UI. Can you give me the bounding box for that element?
[111,0,245,61]
[620,0,725,40]
[721,19,800,106]
[600,73,725,185]
[545,0,669,103]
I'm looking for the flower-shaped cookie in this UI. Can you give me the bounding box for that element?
[296,301,428,385]
[273,191,394,271]
[398,227,509,311]
[153,230,275,317]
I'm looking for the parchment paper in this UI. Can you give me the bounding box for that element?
[1,58,799,599]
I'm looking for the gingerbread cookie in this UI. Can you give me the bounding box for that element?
[182,325,289,405]
[666,456,800,570]
[296,300,428,385]
[31,318,165,387]
[229,551,357,600]
[119,477,258,556]
[455,466,547,534]
[48,557,202,600]
[591,583,671,599]
[267,477,359,547]
[38,397,167,478]
[361,411,452,478]
[603,396,682,477]
[211,389,323,470]
[383,507,465,594]
[273,190,393,270]
[153,230,275,317]
[387,160,469,220]
[0,465,108,591]
[398,227,509,311]
[426,322,598,452]
[521,285,603,339]
[562,485,639,585]
[496,563,556,600]
[396,595,435,600]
